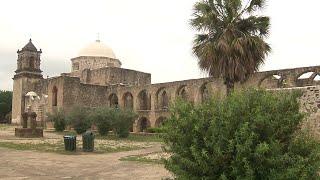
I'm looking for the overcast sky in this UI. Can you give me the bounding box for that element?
[0,0,320,91]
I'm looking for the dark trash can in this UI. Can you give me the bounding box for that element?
[63,135,77,151]
[82,131,95,152]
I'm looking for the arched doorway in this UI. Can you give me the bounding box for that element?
[155,116,167,127]
[137,117,151,132]
[109,93,119,108]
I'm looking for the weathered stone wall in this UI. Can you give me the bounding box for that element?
[76,67,151,86]
[40,65,320,132]
[70,56,121,75]
[269,86,320,138]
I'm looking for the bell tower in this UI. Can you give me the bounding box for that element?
[12,39,43,124]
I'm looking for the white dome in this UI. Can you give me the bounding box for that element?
[78,40,116,59]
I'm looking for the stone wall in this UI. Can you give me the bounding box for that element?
[40,65,320,132]
[70,56,122,75]
[77,67,151,86]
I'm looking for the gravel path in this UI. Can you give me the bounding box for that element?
[0,126,171,179]
[0,145,171,180]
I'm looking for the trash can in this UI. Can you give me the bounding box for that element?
[82,131,95,152]
[63,135,77,151]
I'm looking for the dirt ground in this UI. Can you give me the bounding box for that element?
[0,126,171,180]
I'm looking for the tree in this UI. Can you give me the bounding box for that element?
[90,107,137,137]
[90,107,113,136]
[163,89,320,179]
[191,0,271,95]
[47,109,67,132]
[67,106,92,134]
[0,90,13,121]
[112,109,137,138]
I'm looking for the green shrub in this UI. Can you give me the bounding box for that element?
[146,127,165,133]
[163,89,320,179]
[67,106,92,134]
[90,107,113,136]
[47,109,66,132]
[112,109,137,138]
[5,112,12,123]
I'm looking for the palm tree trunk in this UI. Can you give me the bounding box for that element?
[225,80,234,96]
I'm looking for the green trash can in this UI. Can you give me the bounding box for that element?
[82,131,95,152]
[63,135,76,151]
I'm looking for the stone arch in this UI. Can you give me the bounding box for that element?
[156,87,169,110]
[137,90,151,110]
[109,93,119,108]
[200,82,210,103]
[137,117,151,132]
[123,92,134,109]
[259,74,284,89]
[155,116,167,127]
[176,85,188,101]
[297,71,315,80]
[296,71,319,87]
[52,86,58,106]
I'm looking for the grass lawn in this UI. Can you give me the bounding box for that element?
[0,139,150,155]
[0,127,162,155]
[96,133,163,142]
[0,124,13,130]
[48,130,163,142]
[120,152,166,164]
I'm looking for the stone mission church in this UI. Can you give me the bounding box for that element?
[11,39,320,132]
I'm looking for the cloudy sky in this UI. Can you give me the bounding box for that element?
[0,0,319,90]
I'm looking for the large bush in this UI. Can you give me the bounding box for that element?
[47,109,66,132]
[112,109,137,138]
[90,107,113,136]
[0,90,12,122]
[163,89,320,179]
[67,106,92,134]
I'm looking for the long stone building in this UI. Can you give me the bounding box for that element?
[11,39,320,132]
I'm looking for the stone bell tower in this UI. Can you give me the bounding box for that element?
[12,39,43,124]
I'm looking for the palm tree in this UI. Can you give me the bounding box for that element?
[191,0,271,95]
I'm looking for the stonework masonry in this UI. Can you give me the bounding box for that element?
[11,40,320,132]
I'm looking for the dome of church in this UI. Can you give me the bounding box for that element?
[78,40,116,59]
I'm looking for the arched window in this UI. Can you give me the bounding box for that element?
[156,87,169,110]
[109,93,119,108]
[52,86,58,106]
[29,58,34,69]
[161,91,169,109]
[123,92,134,109]
[177,85,188,101]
